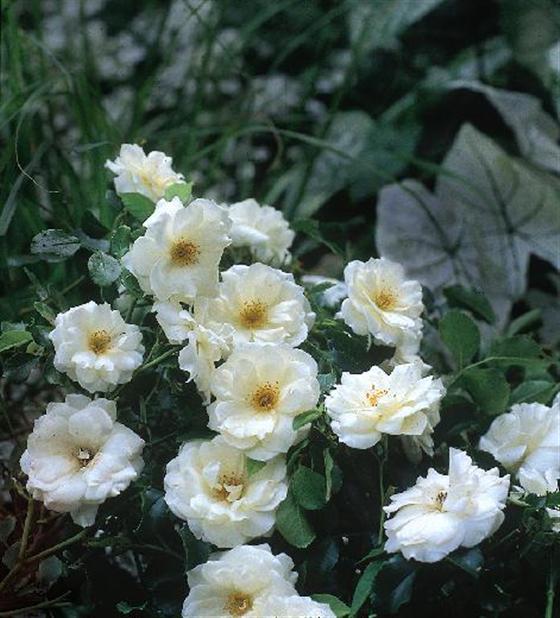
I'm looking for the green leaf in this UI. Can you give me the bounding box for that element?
[246,458,266,477]
[447,547,484,578]
[37,556,63,589]
[34,302,56,325]
[276,492,316,548]
[121,192,155,222]
[30,229,81,261]
[439,309,480,368]
[88,251,122,287]
[292,219,344,256]
[111,225,132,258]
[510,380,559,405]
[462,368,510,415]
[164,181,193,203]
[489,336,547,371]
[0,330,32,353]
[293,408,322,431]
[443,285,495,323]
[292,465,327,511]
[350,560,385,616]
[116,601,148,615]
[312,594,351,617]
[506,308,542,336]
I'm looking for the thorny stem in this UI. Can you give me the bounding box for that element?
[545,547,558,618]
[376,436,389,546]
[17,498,35,561]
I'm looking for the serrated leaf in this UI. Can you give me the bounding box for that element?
[33,302,56,325]
[121,192,155,222]
[312,594,351,617]
[439,310,480,368]
[0,330,33,353]
[292,465,327,511]
[444,285,495,323]
[88,251,121,287]
[462,368,510,415]
[111,225,132,258]
[510,380,559,405]
[30,229,81,261]
[293,408,322,431]
[276,492,316,548]
[350,560,385,616]
[164,181,193,203]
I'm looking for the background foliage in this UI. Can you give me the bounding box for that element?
[1,0,559,616]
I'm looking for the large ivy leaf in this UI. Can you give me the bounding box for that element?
[438,124,560,271]
[376,180,514,317]
[449,80,560,173]
[348,0,445,52]
[376,124,560,317]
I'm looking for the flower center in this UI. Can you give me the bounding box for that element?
[250,382,280,412]
[224,592,253,616]
[88,330,112,355]
[212,472,246,502]
[366,387,388,407]
[434,490,447,511]
[238,300,268,329]
[169,238,200,267]
[138,170,168,193]
[374,289,397,311]
[74,447,94,468]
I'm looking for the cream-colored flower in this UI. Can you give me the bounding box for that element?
[49,301,144,393]
[122,198,231,302]
[20,395,144,527]
[546,507,560,533]
[105,143,184,202]
[227,198,294,264]
[208,343,320,460]
[257,595,336,618]
[154,301,233,401]
[182,544,297,617]
[479,401,560,496]
[164,436,288,547]
[196,263,315,348]
[384,449,509,563]
[325,363,445,449]
[339,258,423,347]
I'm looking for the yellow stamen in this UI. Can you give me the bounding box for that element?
[224,592,253,616]
[169,238,200,267]
[250,382,280,412]
[239,300,268,329]
[366,387,388,407]
[374,289,397,311]
[88,330,112,355]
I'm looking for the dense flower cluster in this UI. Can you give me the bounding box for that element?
[18,143,557,616]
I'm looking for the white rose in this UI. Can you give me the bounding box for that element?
[257,595,336,618]
[227,198,295,264]
[546,507,560,533]
[182,544,298,617]
[339,258,423,347]
[122,198,231,302]
[49,301,144,393]
[196,263,315,348]
[153,301,233,401]
[325,363,445,449]
[105,143,184,202]
[479,401,560,495]
[384,448,509,563]
[164,436,288,547]
[208,342,320,460]
[20,395,144,527]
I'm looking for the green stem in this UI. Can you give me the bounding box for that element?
[18,499,35,560]
[24,528,89,564]
[545,547,558,618]
[376,437,388,546]
[0,591,71,616]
